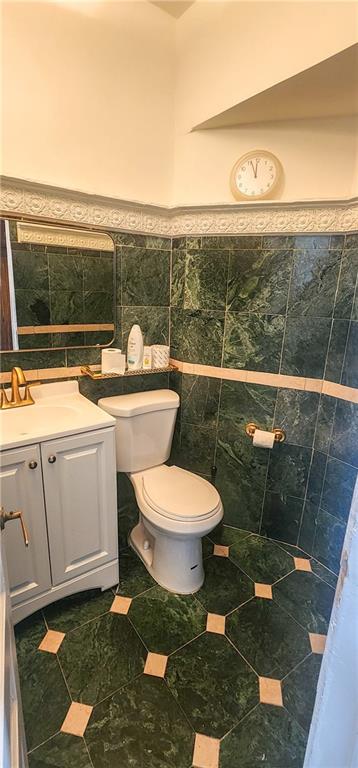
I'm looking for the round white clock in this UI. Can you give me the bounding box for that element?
[230,150,282,200]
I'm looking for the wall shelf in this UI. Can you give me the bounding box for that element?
[80,364,177,380]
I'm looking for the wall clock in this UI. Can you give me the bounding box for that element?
[230,150,282,200]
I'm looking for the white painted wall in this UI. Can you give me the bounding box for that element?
[1,1,175,205]
[1,1,357,206]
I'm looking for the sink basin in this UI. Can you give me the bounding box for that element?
[0,381,115,450]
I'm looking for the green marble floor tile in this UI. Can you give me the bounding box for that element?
[43,589,114,634]
[117,547,155,597]
[220,703,307,768]
[29,733,91,768]
[226,597,311,677]
[273,570,335,633]
[208,524,252,546]
[310,560,338,589]
[85,675,194,768]
[196,556,253,614]
[129,586,206,654]
[283,653,322,733]
[202,537,214,558]
[15,611,47,663]
[59,613,146,705]
[166,632,258,738]
[229,535,294,584]
[19,651,70,752]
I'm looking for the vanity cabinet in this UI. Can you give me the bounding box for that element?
[0,426,118,623]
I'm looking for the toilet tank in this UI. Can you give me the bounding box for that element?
[98,389,180,472]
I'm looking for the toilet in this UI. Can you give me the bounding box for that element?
[98,389,223,593]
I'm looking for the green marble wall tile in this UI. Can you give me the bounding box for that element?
[267,443,311,499]
[275,389,320,447]
[66,346,102,366]
[220,704,307,768]
[122,372,169,394]
[180,373,221,426]
[201,235,262,249]
[29,733,92,768]
[85,675,194,768]
[281,317,331,378]
[122,247,170,306]
[312,509,346,572]
[330,400,358,467]
[287,248,341,317]
[227,598,310,677]
[15,288,50,325]
[282,653,322,733]
[260,492,304,544]
[84,330,113,346]
[321,457,357,522]
[293,235,333,250]
[227,248,292,313]
[176,423,216,474]
[83,254,113,293]
[314,395,336,453]
[324,319,350,382]
[48,252,83,291]
[306,450,327,506]
[112,232,171,249]
[170,250,186,307]
[166,632,258,738]
[121,306,169,349]
[262,235,296,249]
[333,247,358,318]
[18,333,53,349]
[345,233,358,248]
[12,250,49,290]
[229,534,294,583]
[115,246,121,303]
[1,349,66,372]
[218,380,276,437]
[51,290,84,324]
[83,290,113,323]
[172,236,186,250]
[224,312,285,372]
[298,500,318,554]
[78,376,124,403]
[215,437,269,530]
[171,309,225,366]
[184,249,229,310]
[341,321,358,388]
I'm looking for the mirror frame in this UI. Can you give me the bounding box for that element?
[0,217,117,354]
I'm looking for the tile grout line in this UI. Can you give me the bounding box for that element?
[26,730,62,756]
[278,245,295,376]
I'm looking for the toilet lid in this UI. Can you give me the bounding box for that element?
[142,464,221,521]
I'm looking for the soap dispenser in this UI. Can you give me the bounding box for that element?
[127,324,144,370]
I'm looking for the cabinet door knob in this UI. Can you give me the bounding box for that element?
[48,455,56,464]
[29,460,38,469]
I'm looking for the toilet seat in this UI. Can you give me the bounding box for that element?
[141,464,221,522]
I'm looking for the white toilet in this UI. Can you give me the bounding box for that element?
[98,389,223,593]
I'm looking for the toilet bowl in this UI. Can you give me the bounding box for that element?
[98,389,223,593]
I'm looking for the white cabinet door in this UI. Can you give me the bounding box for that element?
[41,428,117,586]
[0,446,51,605]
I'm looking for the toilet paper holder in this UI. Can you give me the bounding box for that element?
[245,422,286,443]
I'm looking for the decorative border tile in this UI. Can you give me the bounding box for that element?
[1,177,357,235]
[17,221,114,251]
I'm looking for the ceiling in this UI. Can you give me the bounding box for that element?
[194,43,358,129]
[150,1,195,19]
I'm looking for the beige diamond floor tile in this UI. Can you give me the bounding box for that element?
[309,632,327,654]
[213,544,229,558]
[144,652,168,678]
[206,613,226,634]
[38,629,65,654]
[61,701,93,736]
[294,557,312,572]
[193,733,220,768]
[254,583,273,599]
[110,595,132,615]
[259,676,283,707]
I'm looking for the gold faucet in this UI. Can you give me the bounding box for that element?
[0,367,40,409]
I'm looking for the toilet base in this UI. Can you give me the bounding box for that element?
[128,518,205,594]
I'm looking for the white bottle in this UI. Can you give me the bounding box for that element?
[127,324,144,370]
[142,346,152,370]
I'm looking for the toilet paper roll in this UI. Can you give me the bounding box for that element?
[151,345,170,369]
[101,348,125,374]
[252,429,275,449]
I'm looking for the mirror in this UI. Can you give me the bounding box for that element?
[0,219,115,352]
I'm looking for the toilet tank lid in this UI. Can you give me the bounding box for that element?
[98,389,179,417]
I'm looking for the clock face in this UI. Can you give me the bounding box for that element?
[230,151,281,200]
